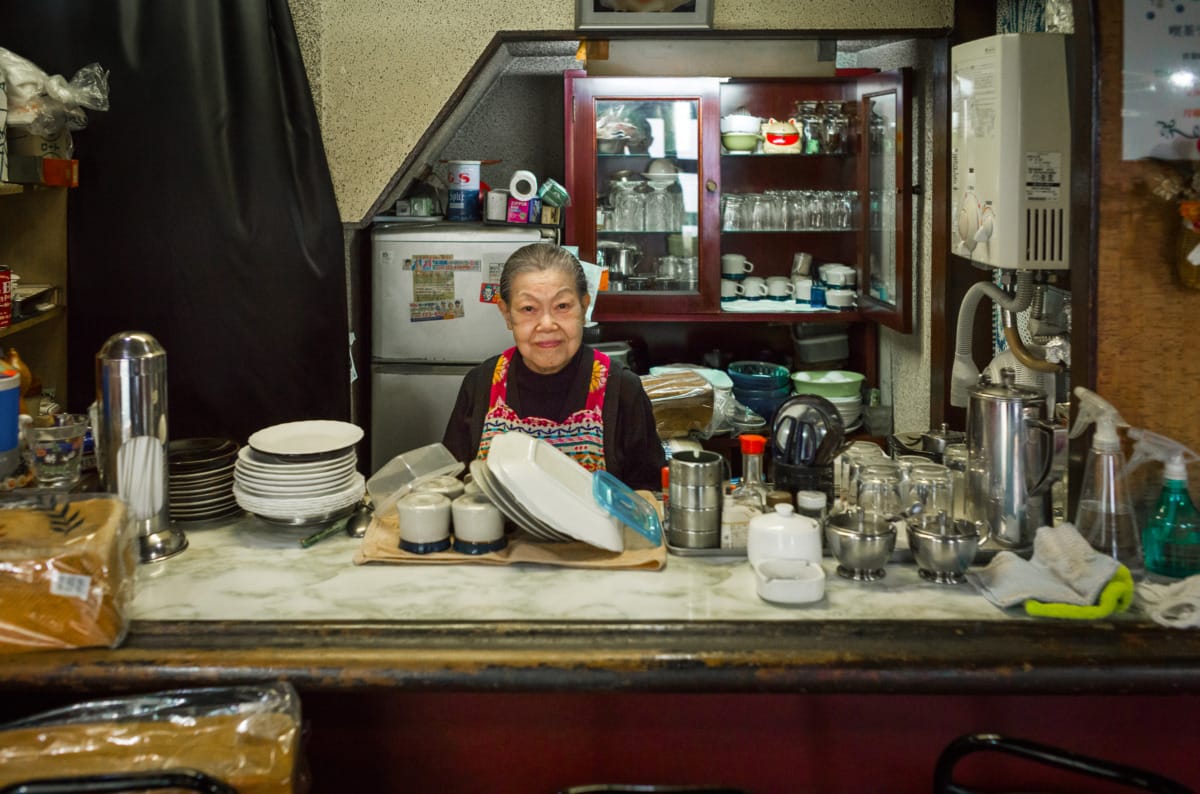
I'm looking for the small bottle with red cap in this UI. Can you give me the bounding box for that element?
[721,434,769,548]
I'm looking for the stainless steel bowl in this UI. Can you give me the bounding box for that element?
[906,517,982,584]
[825,509,897,581]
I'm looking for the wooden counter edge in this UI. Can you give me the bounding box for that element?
[0,619,1197,695]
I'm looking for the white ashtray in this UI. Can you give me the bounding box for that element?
[751,558,826,605]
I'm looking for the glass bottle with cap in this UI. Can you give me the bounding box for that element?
[721,434,768,548]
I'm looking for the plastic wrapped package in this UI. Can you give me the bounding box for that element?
[0,493,136,653]
[0,683,305,793]
[641,370,714,439]
[0,48,110,136]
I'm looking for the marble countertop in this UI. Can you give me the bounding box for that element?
[131,514,1012,623]
[5,513,1199,695]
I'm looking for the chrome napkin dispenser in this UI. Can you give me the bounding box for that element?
[94,331,187,562]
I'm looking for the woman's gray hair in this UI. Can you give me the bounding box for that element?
[499,243,588,305]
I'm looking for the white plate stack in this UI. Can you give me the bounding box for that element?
[467,430,624,552]
[234,420,365,526]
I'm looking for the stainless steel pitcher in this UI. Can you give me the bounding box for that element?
[965,368,1056,550]
[94,331,187,562]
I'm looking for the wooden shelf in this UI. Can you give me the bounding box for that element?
[592,306,863,323]
[0,306,65,338]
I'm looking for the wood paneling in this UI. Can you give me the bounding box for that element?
[1096,4,1200,497]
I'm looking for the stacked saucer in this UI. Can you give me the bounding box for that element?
[168,438,241,523]
[234,420,365,526]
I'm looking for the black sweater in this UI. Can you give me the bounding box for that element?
[442,346,665,491]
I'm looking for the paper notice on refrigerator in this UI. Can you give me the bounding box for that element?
[406,253,480,272]
[480,260,505,304]
[409,271,464,322]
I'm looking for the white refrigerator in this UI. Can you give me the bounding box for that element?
[370,223,547,471]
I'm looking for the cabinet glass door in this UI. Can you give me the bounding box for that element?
[856,70,912,332]
[595,98,701,296]
[565,76,721,318]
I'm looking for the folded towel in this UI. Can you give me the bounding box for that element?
[967,523,1133,619]
[1137,574,1200,628]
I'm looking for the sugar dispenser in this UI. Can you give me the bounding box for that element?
[94,331,186,562]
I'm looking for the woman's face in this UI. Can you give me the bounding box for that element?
[499,268,590,375]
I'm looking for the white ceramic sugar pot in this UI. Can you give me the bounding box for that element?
[747,503,825,604]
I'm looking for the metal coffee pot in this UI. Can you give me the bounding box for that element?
[597,241,641,277]
[965,368,1056,550]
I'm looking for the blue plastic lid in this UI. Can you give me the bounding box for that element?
[592,470,662,545]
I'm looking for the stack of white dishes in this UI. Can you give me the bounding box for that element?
[234,420,365,526]
[168,438,240,523]
[468,430,624,552]
[827,394,863,432]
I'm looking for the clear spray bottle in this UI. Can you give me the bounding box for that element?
[1070,387,1142,575]
[1125,428,1200,580]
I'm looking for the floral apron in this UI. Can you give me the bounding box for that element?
[477,347,610,473]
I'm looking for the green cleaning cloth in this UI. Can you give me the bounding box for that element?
[1024,565,1135,620]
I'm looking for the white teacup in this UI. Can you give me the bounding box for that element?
[413,474,465,501]
[767,277,795,301]
[452,492,506,554]
[397,491,452,553]
[720,279,745,301]
[721,253,755,279]
[741,276,768,300]
[792,276,813,303]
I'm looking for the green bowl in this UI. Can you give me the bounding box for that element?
[721,132,760,152]
[790,370,865,399]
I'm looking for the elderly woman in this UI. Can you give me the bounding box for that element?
[442,243,664,491]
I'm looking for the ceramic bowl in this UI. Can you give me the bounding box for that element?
[727,360,791,391]
[721,114,763,134]
[790,370,865,399]
[721,132,760,152]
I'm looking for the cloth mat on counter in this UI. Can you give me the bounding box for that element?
[353,491,666,571]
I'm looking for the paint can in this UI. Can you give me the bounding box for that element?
[446,160,481,221]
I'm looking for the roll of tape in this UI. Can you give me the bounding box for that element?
[509,170,538,202]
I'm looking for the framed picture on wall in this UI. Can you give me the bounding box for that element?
[576,0,713,30]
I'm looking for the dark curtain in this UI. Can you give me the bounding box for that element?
[5,0,349,442]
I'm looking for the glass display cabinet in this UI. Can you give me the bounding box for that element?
[565,70,912,332]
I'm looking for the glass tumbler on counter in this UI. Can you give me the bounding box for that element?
[908,462,954,517]
[29,413,89,488]
[855,462,904,519]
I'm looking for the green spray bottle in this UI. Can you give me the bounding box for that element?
[1071,387,1142,576]
[1125,428,1200,580]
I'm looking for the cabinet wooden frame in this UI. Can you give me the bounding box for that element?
[565,71,912,331]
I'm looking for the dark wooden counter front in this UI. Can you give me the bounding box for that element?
[2,618,1198,696]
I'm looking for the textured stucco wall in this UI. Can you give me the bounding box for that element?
[294,0,952,223]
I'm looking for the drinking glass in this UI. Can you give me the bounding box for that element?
[855,463,904,520]
[942,443,969,520]
[908,462,954,516]
[30,413,88,488]
[645,188,675,232]
[612,186,644,232]
[806,191,827,230]
[831,192,854,229]
[721,194,746,231]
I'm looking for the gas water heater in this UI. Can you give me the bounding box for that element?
[950,33,1071,270]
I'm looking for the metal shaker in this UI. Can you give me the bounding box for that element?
[94,331,187,562]
[964,368,1056,550]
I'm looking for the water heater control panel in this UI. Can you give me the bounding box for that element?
[950,33,1071,270]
